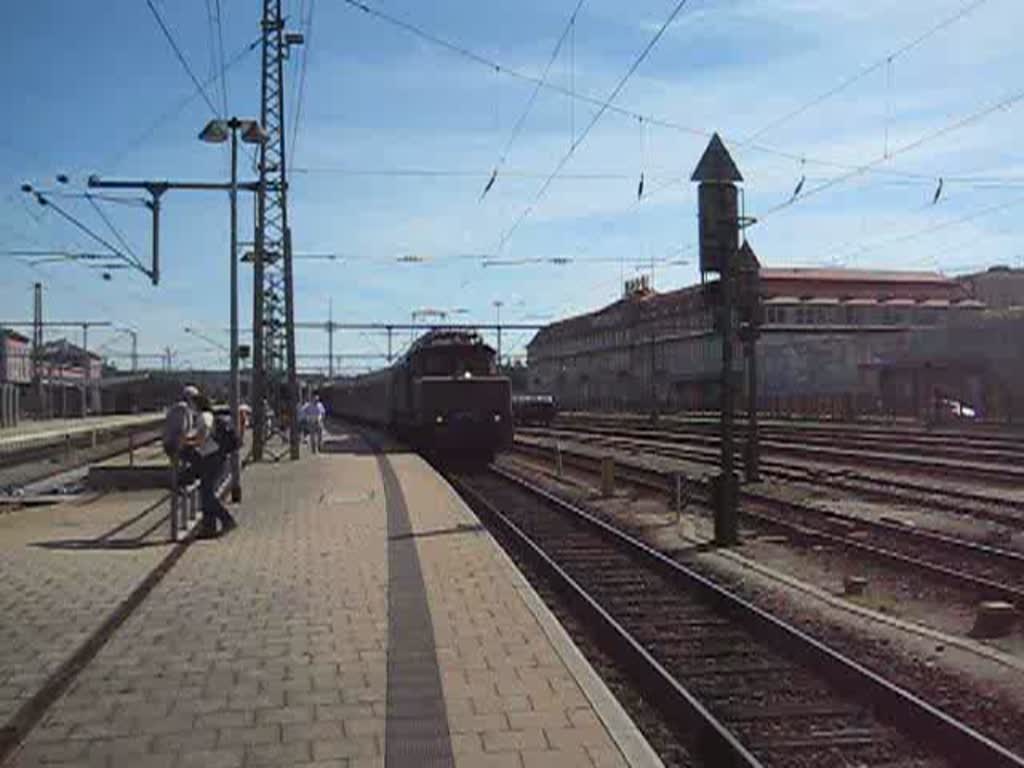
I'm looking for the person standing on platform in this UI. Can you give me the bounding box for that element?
[184,392,237,538]
[163,385,198,489]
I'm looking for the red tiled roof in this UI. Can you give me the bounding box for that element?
[528,267,971,346]
[761,268,950,284]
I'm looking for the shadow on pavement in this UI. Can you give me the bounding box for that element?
[30,497,171,550]
[32,537,169,551]
[320,433,379,455]
[322,422,413,456]
[388,522,484,542]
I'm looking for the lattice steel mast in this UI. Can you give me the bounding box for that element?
[253,0,302,460]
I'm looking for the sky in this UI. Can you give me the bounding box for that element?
[1,0,1022,371]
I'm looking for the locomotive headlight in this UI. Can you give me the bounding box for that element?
[435,415,444,424]
[493,413,502,422]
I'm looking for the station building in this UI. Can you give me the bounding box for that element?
[526,267,988,417]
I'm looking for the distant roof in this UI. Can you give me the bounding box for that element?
[0,328,29,343]
[761,268,951,284]
[527,266,973,348]
[39,338,102,361]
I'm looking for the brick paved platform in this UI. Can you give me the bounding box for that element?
[0,488,174,730]
[4,427,659,768]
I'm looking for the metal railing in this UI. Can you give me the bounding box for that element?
[168,458,202,540]
[167,454,238,541]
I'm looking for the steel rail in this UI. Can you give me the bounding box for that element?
[512,438,1024,604]
[543,420,1024,487]
[450,473,764,768]
[470,463,1024,767]
[526,425,1024,525]
[563,412,1024,453]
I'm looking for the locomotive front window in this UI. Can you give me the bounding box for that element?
[415,345,495,377]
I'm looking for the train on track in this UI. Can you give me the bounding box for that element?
[511,393,557,427]
[322,329,512,461]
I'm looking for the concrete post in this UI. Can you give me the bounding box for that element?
[600,456,616,497]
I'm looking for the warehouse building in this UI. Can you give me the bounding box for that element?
[526,268,986,417]
[957,264,1024,310]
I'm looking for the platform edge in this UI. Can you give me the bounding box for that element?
[436,469,665,768]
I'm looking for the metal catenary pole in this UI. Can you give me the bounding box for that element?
[254,0,302,460]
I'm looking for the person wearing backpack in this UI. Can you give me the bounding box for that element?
[184,392,238,538]
[164,385,200,490]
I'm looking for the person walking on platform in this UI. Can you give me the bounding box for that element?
[298,396,312,449]
[306,394,326,453]
[184,392,238,538]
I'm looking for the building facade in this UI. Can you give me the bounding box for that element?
[0,330,32,385]
[526,268,985,416]
[957,265,1024,310]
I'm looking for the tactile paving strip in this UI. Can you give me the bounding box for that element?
[377,453,455,767]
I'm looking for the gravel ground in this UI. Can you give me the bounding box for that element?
[496,452,1024,757]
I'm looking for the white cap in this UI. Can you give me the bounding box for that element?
[182,384,200,399]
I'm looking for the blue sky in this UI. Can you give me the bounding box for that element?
[1,0,1022,371]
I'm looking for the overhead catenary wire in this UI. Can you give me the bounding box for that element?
[213,0,230,117]
[830,192,1024,266]
[26,190,145,273]
[754,83,1024,224]
[741,0,991,145]
[4,202,148,322]
[292,166,680,181]
[289,0,315,170]
[497,0,693,251]
[84,193,140,266]
[102,37,260,171]
[145,0,220,117]
[486,0,586,193]
[337,0,964,188]
[204,0,219,91]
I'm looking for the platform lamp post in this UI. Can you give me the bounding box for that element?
[200,117,267,502]
[691,133,750,546]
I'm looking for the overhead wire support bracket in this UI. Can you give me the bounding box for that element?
[85,175,261,286]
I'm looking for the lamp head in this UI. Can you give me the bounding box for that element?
[199,119,230,144]
[239,120,267,145]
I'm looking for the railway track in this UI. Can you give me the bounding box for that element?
[512,437,1024,605]
[453,466,1024,768]
[563,413,1024,459]
[523,425,1024,529]
[538,420,1024,489]
[0,420,162,495]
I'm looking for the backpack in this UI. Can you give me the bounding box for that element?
[162,402,191,457]
[213,414,241,454]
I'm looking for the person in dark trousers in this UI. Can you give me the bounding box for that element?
[184,393,238,538]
